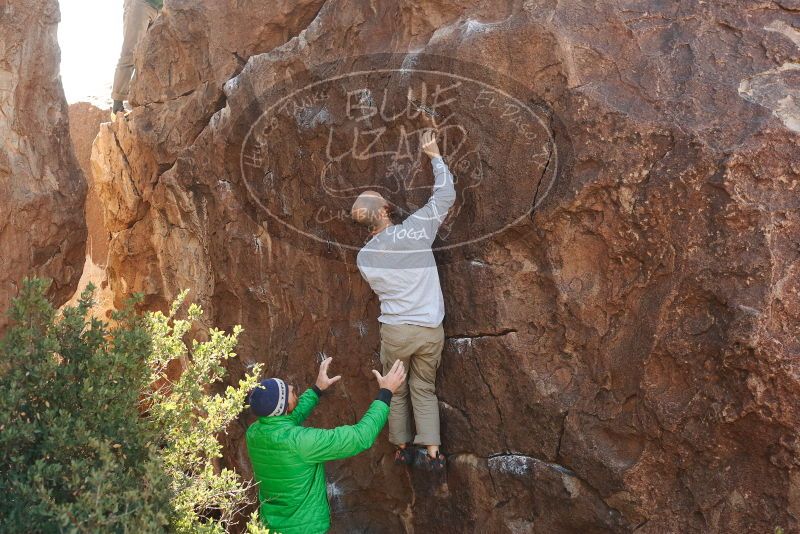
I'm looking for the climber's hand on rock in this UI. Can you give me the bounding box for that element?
[421,130,441,159]
[371,359,406,393]
[315,357,342,391]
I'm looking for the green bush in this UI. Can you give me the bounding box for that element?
[0,278,173,532]
[0,279,268,533]
[145,290,263,533]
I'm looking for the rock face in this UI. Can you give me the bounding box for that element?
[68,102,110,267]
[93,0,800,532]
[0,0,86,331]
[62,102,114,317]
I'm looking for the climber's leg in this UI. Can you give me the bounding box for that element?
[379,323,416,447]
[409,323,444,455]
[111,0,158,103]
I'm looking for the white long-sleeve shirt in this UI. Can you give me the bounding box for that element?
[357,157,456,327]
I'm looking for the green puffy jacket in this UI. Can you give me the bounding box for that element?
[246,388,390,534]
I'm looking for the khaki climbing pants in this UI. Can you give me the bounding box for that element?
[380,323,444,446]
[111,0,159,101]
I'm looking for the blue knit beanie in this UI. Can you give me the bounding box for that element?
[249,378,288,417]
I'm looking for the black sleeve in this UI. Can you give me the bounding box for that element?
[375,388,393,406]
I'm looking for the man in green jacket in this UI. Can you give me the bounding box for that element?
[246,357,405,533]
[111,0,163,115]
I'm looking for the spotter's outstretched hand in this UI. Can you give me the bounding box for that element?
[315,357,342,391]
[372,359,406,394]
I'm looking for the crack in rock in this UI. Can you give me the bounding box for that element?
[446,328,518,340]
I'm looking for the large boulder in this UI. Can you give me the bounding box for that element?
[0,0,87,330]
[93,0,800,532]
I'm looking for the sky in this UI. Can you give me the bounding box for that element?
[58,0,123,107]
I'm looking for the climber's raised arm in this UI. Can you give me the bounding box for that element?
[399,130,456,243]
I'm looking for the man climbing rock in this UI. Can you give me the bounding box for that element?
[351,128,456,471]
[111,0,162,115]
[246,357,405,534]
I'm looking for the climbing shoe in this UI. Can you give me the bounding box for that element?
[394,445,414,466]
[416,449,447,472]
